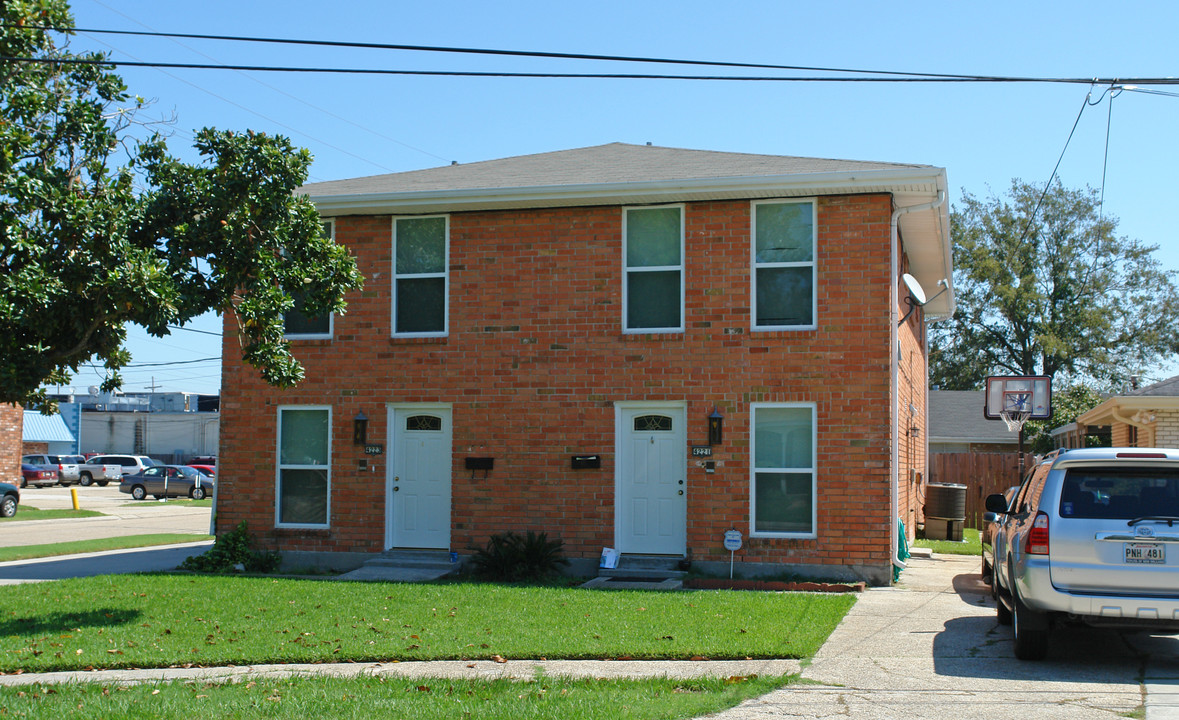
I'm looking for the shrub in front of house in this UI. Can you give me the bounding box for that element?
[468,530,570,582]
[180,521,281,574]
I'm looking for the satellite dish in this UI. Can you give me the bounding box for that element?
[901,273,928,306]
[88,386,100,397]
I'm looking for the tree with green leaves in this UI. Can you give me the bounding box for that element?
[1,0,363,409]
[930,179,1179,391]
[1024,383,1104,453]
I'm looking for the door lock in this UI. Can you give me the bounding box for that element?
[678,490,684,495]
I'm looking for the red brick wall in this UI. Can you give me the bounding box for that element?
[219,194,910,576]
[0,405,23,483]
[897,247,927,541]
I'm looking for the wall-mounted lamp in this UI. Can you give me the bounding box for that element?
[910,425,921,438]
[708,408,724,446]
[353,411,368,445]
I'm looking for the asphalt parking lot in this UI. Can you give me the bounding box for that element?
[0,482,212,546]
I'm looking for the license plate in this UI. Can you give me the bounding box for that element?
[1125,542,1165,564]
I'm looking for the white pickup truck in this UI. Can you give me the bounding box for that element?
[75,457,124,487]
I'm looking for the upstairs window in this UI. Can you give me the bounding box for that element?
[283,220,335,339]
[752,200,815,330]
[393,216,448,336]
[624,206,683,332]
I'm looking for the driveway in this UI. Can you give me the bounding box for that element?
[714,553,1179,719]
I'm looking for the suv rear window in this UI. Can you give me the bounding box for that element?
[1060,468,1179,519]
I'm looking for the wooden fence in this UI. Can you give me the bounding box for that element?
[927,453,1033,529]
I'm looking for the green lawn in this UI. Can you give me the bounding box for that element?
[0,506,104,522]
[913,527,982,556]
[0,575,853,674]
[0,673,796,720]
[0,534,212,563]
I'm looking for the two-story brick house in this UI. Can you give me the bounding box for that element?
[216,143,952,585]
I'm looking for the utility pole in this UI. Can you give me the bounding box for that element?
[145,376,161,456]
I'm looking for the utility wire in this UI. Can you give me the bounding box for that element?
[19,24,1025,80]
[1015,89,1095,246]
[10,54,1179,85]
[80,4,452,165]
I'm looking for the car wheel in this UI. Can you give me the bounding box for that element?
[19,478,27,489]
[994,569,1012,626]
[190,486,206,500]
[131,485,146,501]
[1012,585,1049,660]
[0,495,16,518]
[97,481,108,487]
[79,473,92,486]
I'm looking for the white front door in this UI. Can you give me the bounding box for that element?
[616,405,687,555]
[386,406,452,549]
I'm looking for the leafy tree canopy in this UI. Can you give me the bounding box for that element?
[1,0,363,409]
[930,179,1179,391]
[1024,383,1104,454]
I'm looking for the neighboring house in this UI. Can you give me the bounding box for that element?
[21,410,76,456]
[0,404,22,484]
[928,390,1019,453]
[216,143,953,585]
[1077,374,1179,449]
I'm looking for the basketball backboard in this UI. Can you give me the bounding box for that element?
[983,375,1052,420]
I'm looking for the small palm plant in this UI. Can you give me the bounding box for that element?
[469,530,570,582]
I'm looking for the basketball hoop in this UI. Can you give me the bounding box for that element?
[1000,409,1032,433]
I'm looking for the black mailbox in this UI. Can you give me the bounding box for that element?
[571,455,601,469]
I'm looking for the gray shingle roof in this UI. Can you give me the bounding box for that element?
[1126,374,1179,397]
[300,142,936,197]
[928,391,1018,445]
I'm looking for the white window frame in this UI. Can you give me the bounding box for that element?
[392,214,449,338]
[275,405,332,529]
[750,199,817,331]
[749,402,818,539]
[283,219,336,340]
[622,204,684,334]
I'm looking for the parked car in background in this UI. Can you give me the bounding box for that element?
[981,484,1020,583]
[189,456,217,467]
[20,463,57,489]
[87,455,159,484]
[188,464,215,479]
[120,465,214,500]
[0,481,19,517]
[75,458,125,487]
[22,454,85,485]
[988,448,1179,660]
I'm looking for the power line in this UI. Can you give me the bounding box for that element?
[10,54,1178,85]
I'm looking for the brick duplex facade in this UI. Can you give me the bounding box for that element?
[216,144,952,585]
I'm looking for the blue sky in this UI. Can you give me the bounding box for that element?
[58,0,1179,396]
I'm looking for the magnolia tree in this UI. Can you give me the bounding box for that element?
[1,0,363,408]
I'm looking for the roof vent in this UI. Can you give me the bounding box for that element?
[646,142,652,146]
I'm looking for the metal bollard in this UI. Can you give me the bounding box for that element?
[70,487,80,510]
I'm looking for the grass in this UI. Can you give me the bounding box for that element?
[0,535,212,563]
[0,575,854,673]
[913,527,982,556]
[0,506,105,522]
[0,673,797,720]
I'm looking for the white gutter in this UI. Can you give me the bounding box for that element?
[890,190,947,577]
[306,167,946,216]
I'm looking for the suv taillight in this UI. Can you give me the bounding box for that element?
[1026,512,1050,555]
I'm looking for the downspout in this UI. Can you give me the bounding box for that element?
[889,190,947,577]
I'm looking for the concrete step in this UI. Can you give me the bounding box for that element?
[598,554,687,580]
[337,550,459,582]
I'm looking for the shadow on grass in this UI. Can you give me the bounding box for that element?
[0,608,141,636]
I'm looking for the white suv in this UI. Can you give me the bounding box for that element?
[87,454,160,479]
[988,448,1179,660]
